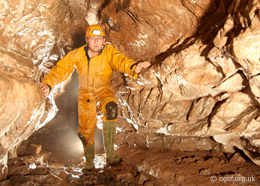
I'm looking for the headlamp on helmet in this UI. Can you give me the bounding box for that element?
[86,25,106,37]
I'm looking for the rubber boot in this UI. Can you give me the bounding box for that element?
[82,144,95,171]
[103,121,122,165]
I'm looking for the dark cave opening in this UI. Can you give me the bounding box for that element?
[1,0,260,185]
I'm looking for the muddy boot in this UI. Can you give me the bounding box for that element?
[78,133,95,171]
[82,144,95,171]
[103,121,122,165]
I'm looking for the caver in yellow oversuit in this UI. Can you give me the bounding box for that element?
[42,25,138,170]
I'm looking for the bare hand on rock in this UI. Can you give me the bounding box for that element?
[40,82,50,96]
[134,61,151,73]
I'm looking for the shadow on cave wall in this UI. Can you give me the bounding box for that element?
[23,0,257,164]
[152,0,254,67]
[71,29,88,49]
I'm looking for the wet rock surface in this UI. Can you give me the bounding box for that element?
[111,0,260,166]
[1,144,260,186]
[1,149,138,186]
[1,0,260,184]
[119,146,260,186]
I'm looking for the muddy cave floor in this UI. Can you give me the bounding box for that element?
[1,126,260,186]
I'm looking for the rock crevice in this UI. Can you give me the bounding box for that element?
[1,0,260,182]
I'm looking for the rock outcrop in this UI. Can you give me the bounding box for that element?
[1,0,260,182]
[0,0,74,180]
[108,0,260,166]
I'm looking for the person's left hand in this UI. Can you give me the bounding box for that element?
[134,61,151,73]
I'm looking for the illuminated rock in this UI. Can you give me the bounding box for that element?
[1,1,260,182]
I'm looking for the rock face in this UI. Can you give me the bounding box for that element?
[0,0,81,180]
[1,0,260,182]
[107,0,260,166]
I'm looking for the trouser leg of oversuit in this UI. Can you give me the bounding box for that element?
[78,97,97,171]
[97,88,122,165]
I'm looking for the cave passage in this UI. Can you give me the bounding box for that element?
[1,0,260,185]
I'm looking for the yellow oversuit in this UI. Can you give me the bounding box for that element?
[42,44,137,146]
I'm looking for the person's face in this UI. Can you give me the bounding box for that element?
[86,36,106,52]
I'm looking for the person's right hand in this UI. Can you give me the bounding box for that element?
[40,82,50,96]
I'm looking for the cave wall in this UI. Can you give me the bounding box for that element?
[106,0,260,165]
[1,0,260,180]
[0,0,88,179]
[102,0,215,60]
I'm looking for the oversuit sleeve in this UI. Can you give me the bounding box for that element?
[42,50,76,89]
[108,45,138,79]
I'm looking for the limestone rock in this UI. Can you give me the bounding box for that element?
[1,0,260,178]
[114,0,260,166]
[0,0,81,173]
[101,0,215,60]
[28,144,42,155]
